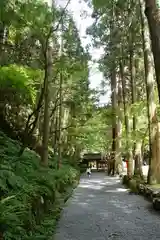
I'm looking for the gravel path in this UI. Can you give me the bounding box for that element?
[54,173,160,240]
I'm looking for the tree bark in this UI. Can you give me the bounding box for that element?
[120,59,133,178]
[144,0,160,102]
[57,71,62,169]
[134,141,144,177]
[41,47,52,166]
[129,47,143,177]
[116,76,123,174]
[129,48,136,157]
[111,69,117,176]
[140,0,160,184]
[57,20,64,169]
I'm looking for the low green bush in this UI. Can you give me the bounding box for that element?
[0,64,41,105]
[0,131,79,239]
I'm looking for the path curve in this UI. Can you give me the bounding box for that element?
[54,173,160,240]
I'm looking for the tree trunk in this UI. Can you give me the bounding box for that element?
[111,69,117,176]
[144,0,160,102]
[116,76,123,174]
[134,141,144,177]
[53,112,58,154]
[129,48,136,156]
[129,47,143,177]
[57,21,64,169]
[0,22,5,59]
[41,47,52,166]
[140,0,160,184]
[120,60,133,178]
[57,71,62,169]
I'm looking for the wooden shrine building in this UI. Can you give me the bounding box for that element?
[81,153,108,171]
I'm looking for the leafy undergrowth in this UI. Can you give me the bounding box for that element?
[0,131,79,239]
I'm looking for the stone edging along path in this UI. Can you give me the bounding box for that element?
[122,175,160,211]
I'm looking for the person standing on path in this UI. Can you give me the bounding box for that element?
[86,167,91,178]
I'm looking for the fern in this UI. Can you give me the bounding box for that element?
[0,131,79,239]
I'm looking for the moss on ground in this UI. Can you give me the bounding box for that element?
[128,179,140,194]
[146,184,160,189]
[122,174,145,194]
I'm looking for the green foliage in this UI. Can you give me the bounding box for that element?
[156,0,160,8]
[0,65,41,105]
[0,131,79,239]
[0,0,99,159]
[79,106,111,152]
[86,0,152,157]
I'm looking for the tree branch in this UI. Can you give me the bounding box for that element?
[51,124,72,134]
[44,0,71,52]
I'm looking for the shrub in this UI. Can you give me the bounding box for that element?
[0,64,41,105]
[0,131,79,239]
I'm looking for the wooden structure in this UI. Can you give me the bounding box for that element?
[82,153,108,171]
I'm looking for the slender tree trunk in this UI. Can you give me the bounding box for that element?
[57,71,62,169]
[53,112,58,154]
[144,0,160,102]
[0,22,5,59]
[57,21,64,169]
[41,47,52,166]
[120,60,133,178]
[108,2,118,176]
[60,107,70,155]
[129,48,143,177]
[129,49,136,157]
[111,69,117,175]
[140,0,160,184]
[127,1,139,176]
[134,141,144,177]
[116,76,123,174]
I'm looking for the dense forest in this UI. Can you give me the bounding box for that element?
[0,0,106,239]
[87,0,160,184]
[1,0,160,239]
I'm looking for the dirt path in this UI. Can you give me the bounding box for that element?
[54,173,160,240]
